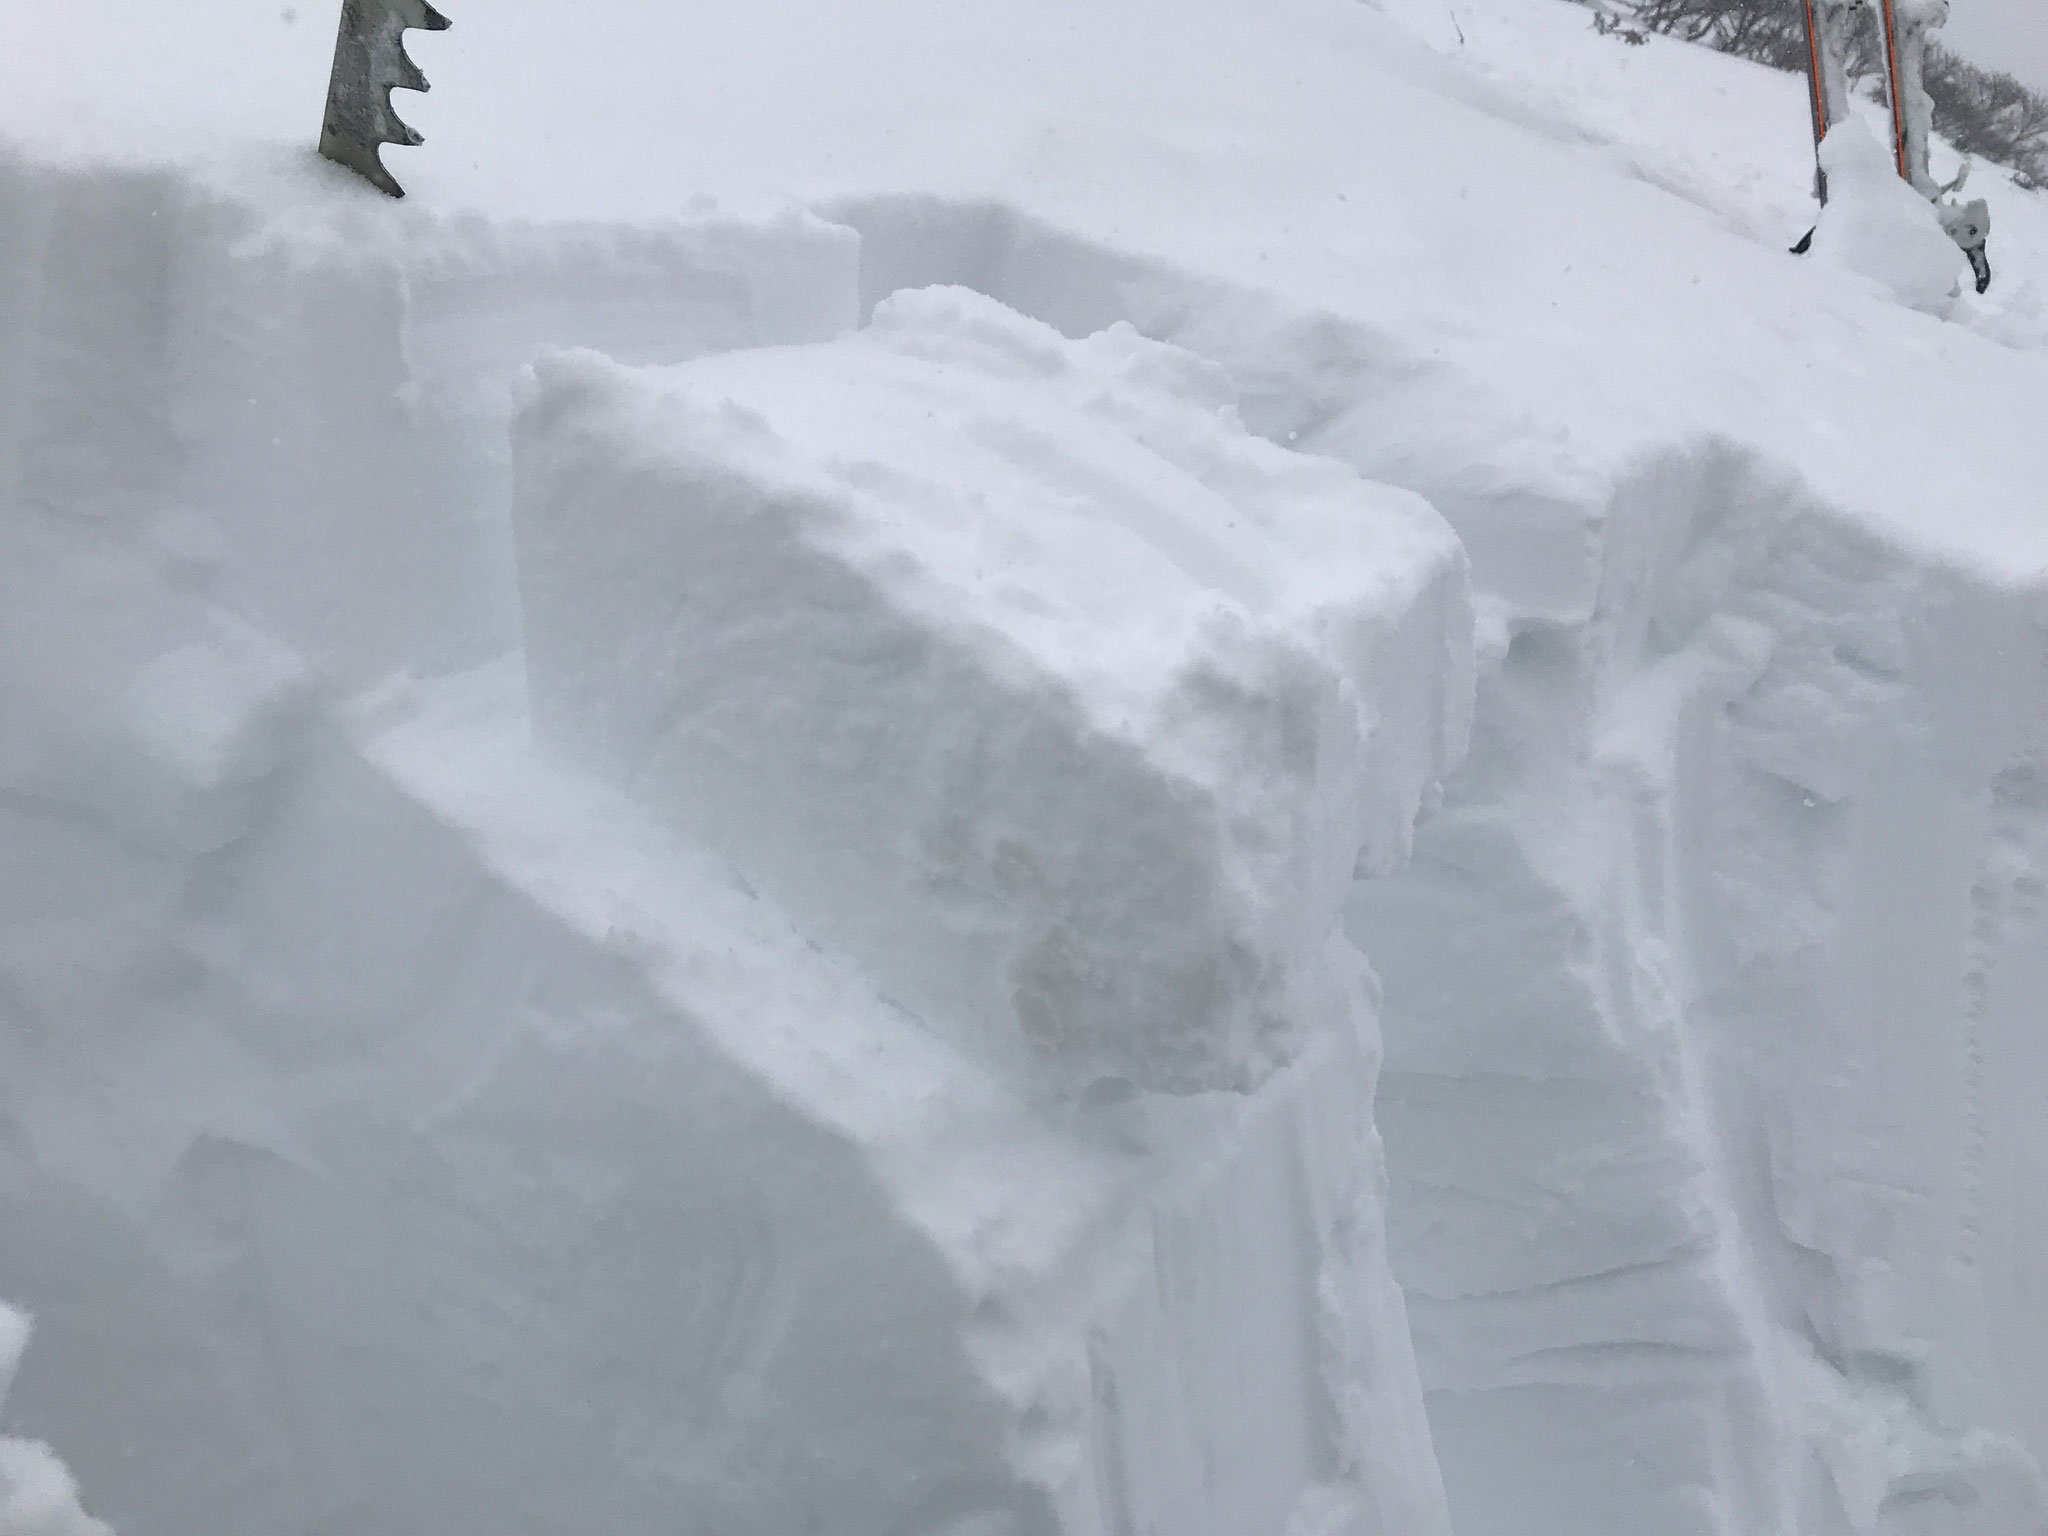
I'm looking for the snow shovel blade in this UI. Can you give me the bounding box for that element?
[319,0,452,198]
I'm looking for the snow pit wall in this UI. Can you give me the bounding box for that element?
[3,145,2044,1536]
[835,193,2048,1536]
[0,156,1459,1536]
[2,709,1028,1536]
[0,590,1451,1536]
[1359,446,2048,1536]
[0,143,857,683]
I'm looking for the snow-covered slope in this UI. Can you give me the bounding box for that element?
[1,1,2045,1534]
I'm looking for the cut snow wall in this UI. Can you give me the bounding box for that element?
[0,144,857,684]
[0,166,1464,1536]
[0,553,1454,1536]
[3,133,2039,1536]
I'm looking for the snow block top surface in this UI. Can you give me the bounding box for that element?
[513,288,1471,1093]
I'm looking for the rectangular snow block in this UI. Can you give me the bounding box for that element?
[513,287,1471,1093]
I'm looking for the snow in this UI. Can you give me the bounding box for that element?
[513,287,1469,1094]
[0,0,2045,1534]
[372,671,1451,1536]
[0,152,855,680]
[1808,119,1970,311]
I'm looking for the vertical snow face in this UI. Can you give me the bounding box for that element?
[0,158,1468,1536]
[379,696,1456,1536]
[0,148,857,682]
[0,655,1452,1536]
[831,196,2048,1536]
[1354,443,2048,1536]
[512,286,1472,1096]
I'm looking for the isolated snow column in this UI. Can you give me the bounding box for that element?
[502,285,1469,1534]
[512,286,1471,1098]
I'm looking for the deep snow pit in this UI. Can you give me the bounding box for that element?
[0,221,1468,1531]
[6,0,2048,1532]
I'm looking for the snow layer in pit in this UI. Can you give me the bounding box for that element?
[0,635,1452,1536]
[5,2,2047,1535]
[0,145,855,682]
[803,99,2048,1536]
[1352,442,2048,1536]
[512,286,1472,1095]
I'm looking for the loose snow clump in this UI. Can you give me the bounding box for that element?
[1809,118,1967,312]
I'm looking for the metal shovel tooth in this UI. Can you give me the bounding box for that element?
[319,0,452,199]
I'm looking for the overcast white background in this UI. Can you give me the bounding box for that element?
[1944,0,2048,91]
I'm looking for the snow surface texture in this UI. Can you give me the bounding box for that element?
[2,0,2047,1535]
